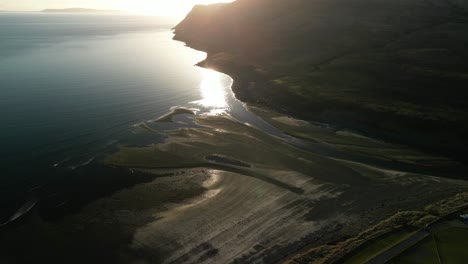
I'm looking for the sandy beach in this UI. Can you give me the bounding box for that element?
[1,109,467,263]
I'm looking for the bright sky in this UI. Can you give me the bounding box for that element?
[0,0,234,17]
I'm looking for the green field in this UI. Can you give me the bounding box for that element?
[390,220,468,263]
[436,227,468,263]
[389,236,440,264]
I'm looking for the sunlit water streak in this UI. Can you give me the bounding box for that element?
[192,68,230,114]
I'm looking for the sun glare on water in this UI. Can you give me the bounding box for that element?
[193,69,229,114]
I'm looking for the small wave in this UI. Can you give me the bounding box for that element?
[68,156,96,171]
[132,121,145,128]
[0,199,38,227]
[81,157,95,167]
[106,140,119,146]
[148,107,198,123]
[139,122,164,135]
[52,157,71,168]
[170,105,200,112]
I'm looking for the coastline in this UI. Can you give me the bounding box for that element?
[169,3,468,261]
[175,41,468,164]
[172,1,468,162]
[1,7,467,263]
[1,65,467,263]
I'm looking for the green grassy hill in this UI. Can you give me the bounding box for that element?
[174,0,468,161]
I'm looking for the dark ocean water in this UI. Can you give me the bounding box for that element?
[0,13,280,222]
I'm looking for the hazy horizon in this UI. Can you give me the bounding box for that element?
[0,0,234,17]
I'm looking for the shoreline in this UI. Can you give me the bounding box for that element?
[188,50,468,164]
[172,22,468,260]
[172,3,468,163]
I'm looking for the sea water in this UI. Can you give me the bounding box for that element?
[0,12,282,222]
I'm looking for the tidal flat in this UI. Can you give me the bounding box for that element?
[105,111,468,263]
[2,109,464,263]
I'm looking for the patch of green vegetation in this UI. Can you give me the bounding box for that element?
[435,226,468,263]
[344,228,417,264]
[250,106,462,170]
[389,217,468,264]
[389,236,439,264]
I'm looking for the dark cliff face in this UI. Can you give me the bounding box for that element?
[175,0,457,59]
[174,0,468,159]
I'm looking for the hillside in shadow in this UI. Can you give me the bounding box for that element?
[174,0,468,160]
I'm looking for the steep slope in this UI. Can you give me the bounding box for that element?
[174,0,468,159]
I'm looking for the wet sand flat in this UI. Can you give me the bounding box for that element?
[1,112,467,264]
[102,113,468,263]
